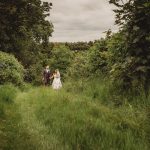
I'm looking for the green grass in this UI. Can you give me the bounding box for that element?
[0,85,38,150]
[0,82,149,150]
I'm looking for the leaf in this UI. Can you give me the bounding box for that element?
[136,66,150,73]
[143,2,150,8]
[133,26,140,31]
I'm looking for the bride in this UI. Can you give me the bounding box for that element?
[51,69,62,90]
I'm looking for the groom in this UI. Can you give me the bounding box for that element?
[42,65,51,86]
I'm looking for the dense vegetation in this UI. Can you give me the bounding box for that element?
[0,82,149,150]
[0,51,24,85]
[0,0,150,149]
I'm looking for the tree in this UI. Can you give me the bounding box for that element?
[87,38,108,74]
[65,42,91,51]
[0,0,53,55]
[67,52,89,79]
[50,44,73,78]
[109,0,150,91]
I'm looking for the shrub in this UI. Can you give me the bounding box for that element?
[0,51,24,85]
[87,39,109,75]
[66,52,89,79]
[50,44,73,78]
[25,62,44,85]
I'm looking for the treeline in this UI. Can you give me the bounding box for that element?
[1,0,150,95]
[65,41,94,51]
[49,41,94,52]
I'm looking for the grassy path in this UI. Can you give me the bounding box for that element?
[15,90,63,150]
[0,85,37,150]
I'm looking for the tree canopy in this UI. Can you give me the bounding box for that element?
[109,0,150,91]
[0,0,53,54]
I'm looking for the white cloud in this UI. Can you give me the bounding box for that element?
[43,0,118,42]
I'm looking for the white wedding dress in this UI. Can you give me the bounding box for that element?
[52,73,62,90]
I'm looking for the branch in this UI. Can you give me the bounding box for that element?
[109,0,124,7]
[121,0,125,5]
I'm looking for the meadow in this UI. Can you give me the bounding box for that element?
[0,80,149,150]
[1,0,150,149]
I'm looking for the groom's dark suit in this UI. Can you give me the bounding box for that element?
[43,69,51,86]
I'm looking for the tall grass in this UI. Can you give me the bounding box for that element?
[0,84,18,103]
[0,80,149,150]
[15,82,149,150]
[65,78,150,106]
[0,84,37,150]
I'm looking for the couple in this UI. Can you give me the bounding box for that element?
[43,65,62,90]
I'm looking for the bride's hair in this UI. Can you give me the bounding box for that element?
[55,69,60,75]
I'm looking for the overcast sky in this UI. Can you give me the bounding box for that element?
[44,0,118,42]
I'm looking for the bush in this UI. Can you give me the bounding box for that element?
[25,62,44,85]
[50,44,73,78]
[66,52,89,79]
[87,39,108,75]
[0,51,24,86]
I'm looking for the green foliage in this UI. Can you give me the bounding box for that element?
[0,80,149,149]
[0,103,4,118]
[65,41,92,51]
[16,41,42,67]
[0,51,24,85]
[107,32,132,88]
[109,0,150,91]
[87,39,109,75]
[107,32,127,64]
[25,62,44,85]
[0,84,18,119]
[0,0,53,53]
[0,86,37,150]
[13,84,149,150]
[50,44,73,77]
[0,0,53,80]
[0,84,18,103]
[22,42,54,85]
[67,52,89,79]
